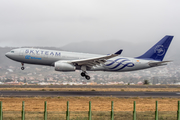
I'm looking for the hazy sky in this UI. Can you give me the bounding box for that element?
[0,0,179,47]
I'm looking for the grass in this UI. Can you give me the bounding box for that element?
[0,96,178,120]
[0,97,179,112]
[1,111,177,120]
[2,111,177,120]
[0,86,179,119]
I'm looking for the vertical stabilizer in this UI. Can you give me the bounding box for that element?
[136,35,173,61]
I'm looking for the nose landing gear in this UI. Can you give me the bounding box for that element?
[21,67,25,70]
[21,63,25,70]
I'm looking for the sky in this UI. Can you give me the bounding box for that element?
[0,0,179,47]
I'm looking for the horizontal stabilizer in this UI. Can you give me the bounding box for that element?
[148,61,172,67]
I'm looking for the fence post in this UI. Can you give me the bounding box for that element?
[44,101,47,120]
[177,101,180,120]
[88,101,92,120]
[22,101,25,120]
[133,101,136,120]
[66,101,69,120]
[155,101,158,120]
[0,101,2,120]
[111,101,114,120]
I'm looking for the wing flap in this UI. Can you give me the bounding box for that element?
[68,49,123,68]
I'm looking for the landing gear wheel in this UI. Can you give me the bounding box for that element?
[21,63,25,70]
[85,75,90,80]
[21,67,25,70]
[81,72,90,80]
[81,72,86,77]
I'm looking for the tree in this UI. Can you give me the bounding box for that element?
[144,80,149,85]
[44,78,47,82]
[5,79,13,82]
[24,78,26,83]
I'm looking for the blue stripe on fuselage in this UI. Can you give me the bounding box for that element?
[109,59,128,69]
[105,58,126,66]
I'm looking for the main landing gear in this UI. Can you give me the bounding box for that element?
[80,66,90,80]
[21,63,25,70]
[81,72,90,80]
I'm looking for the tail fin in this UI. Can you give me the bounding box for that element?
[136,35,174,61]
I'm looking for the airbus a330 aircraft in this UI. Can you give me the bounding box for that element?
[5,35,173,80]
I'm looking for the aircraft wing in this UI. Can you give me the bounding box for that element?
[148,61,172,67]
[68,49,123,68]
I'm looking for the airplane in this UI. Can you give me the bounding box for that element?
[5,35,173,80]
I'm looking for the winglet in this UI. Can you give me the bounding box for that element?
[115,49,123,55]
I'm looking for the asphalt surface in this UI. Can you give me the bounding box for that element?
[0,91,180,98]
[0,85,180,88]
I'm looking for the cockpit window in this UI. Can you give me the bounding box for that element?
[11,51,14,53]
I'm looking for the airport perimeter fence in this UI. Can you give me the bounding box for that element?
[0,101,180,120]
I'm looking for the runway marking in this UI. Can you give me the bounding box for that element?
[176,93,180,94]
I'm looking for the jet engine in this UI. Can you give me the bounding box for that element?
[55,62,75,72]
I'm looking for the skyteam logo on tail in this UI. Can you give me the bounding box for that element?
[154,45,165,56]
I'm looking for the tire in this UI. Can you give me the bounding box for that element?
[85,75,90,80]
[21,67,25,70]
[81,72,86,77]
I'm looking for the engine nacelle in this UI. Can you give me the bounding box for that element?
[55,62,75,72]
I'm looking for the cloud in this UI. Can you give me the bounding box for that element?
[0,0,179,47]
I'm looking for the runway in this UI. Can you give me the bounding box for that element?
[0,85,179,88]
[0,91,180,98]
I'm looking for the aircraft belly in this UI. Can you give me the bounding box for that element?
[89,66,105,71]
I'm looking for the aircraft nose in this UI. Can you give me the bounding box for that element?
[5,52,10,57]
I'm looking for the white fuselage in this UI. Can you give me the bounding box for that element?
[6,48,155,72]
